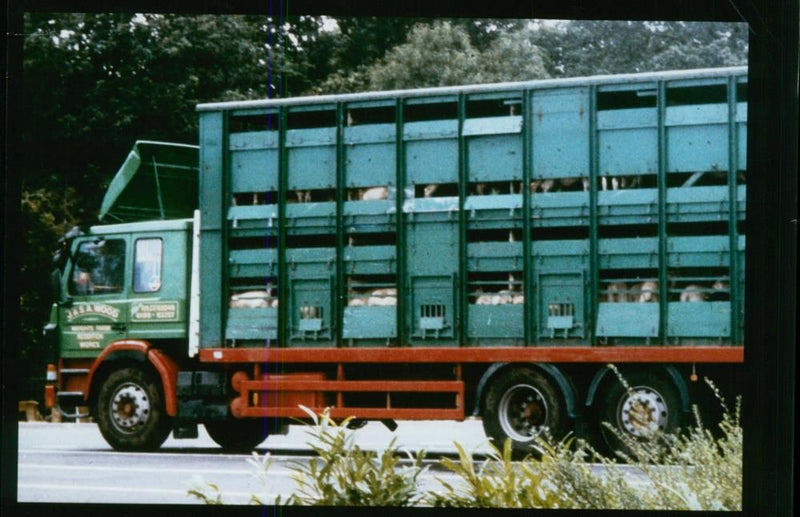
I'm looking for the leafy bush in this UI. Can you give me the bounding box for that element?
[427,438,559,508]
[282,406,428,506]
[189,381,741,510]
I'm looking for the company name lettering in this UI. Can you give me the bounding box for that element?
[66,304,120,322]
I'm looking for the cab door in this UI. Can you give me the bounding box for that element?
[60,236,130,356]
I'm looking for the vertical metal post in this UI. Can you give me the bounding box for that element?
[657,81,668,344]
[728,74,741,345]
[198,111,227,349]
[588,85,599,346]
[151,156,165,219]
[277,107,288,347]
[522,90,533,346]
[457,94,467,348]
[335,103,346,347]
[395,98,407,347]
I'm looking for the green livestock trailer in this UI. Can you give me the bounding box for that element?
[44,66,746,454]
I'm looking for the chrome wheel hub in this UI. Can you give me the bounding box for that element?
[498,383,548,442]
[110,382,150,433]
[618,386,668,438]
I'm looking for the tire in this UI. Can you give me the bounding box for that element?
[204,419,273,452]
[96,367,172,451]
[482,367,567,458]
[597,371,681,458]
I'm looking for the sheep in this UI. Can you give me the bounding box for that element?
[474,183,500,195]
[230,289,276,308]
[360,186,389,200]
[679,284,708,302]
[630,281,659,302]
[491,290,514,305]
[603,281,629,302]
[367,287,397,307]
[709,280,730,301]
[530,177,589,193]
[347,292,369,307]
[300,305,321,319]
[474,288,494,305]
[423,184,439,197]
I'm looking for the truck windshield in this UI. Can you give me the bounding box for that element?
[69,239,126,295]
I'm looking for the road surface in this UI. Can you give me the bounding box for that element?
[17,419,495,504]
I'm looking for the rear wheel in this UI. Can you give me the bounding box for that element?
[598,371,681,457]
[482,367,566,458]
[204,419,273,452]
[96,367,172,451]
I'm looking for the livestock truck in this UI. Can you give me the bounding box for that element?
[43,67,747,454]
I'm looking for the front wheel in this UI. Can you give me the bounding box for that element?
[204,419,274,452]
[96,367,172,451]
[482,367,567,458]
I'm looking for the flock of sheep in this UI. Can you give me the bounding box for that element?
[602,279,730,303]
[230,279,729,311]
[229,178,728,311]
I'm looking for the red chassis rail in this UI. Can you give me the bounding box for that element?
[199,346,744,364]
[203,346,743,420]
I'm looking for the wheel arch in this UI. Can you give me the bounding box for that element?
[473,362,579,419]
[86,340,179,417]
[585,364,691,414]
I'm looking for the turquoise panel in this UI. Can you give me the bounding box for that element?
[537,271,586,339]
[667,236,732,267]
[597,238,659,269]
[404,120,458,184]
[464,116,523,181]
[342,306,397,338]
[343,200,397,233]
[531,191,590,227]
[464,194,523,229]
[343,245,396,275]
[667,186,731,223]
[468,305,524,338]
[595,303,659,337]
[598,127,658,175]
[467,242,524,271]
[225,307,277,340]
[229,131,279,192]
[344,123,396,187]
[286,201,337,234]
[531,240,589,270]
[228,248,278,278]
[531,87,590,178]
[288,277,334,346]
[286,127,336,189]
[667,124,728,173]
[667,302,731,337]
[597,188,659,225]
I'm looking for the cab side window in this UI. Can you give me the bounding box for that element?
[133,238,162,293]
[69,239,126,295]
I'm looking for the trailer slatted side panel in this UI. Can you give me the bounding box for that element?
[196,67,747,350]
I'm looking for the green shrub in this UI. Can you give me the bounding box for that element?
[427,438,560,508]
[599,378,743,510]
[189,380,741,510]
[283,406,428,506]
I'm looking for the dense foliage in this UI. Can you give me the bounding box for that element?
[188,380,742,509]
[17,14,747,402]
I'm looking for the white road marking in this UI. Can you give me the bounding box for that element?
[17,462,294,476]
[18,482,271,501]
